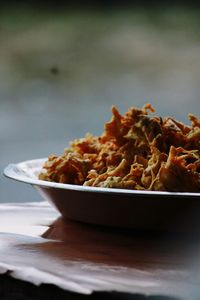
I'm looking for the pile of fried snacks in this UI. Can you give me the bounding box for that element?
[39,104,200,192]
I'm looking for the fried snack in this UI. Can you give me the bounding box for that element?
[39,104,200,192]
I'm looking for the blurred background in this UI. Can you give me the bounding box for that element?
[1,2,200,203]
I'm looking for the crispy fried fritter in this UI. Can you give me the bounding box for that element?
[39,104,200,192]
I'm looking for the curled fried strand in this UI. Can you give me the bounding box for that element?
[39,104,200,193]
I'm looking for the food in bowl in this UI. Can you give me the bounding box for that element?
[39,103,200,192]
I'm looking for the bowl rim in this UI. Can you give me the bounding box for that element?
[3,158,200,198]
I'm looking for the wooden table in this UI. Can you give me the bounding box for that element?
[0,201,200,299]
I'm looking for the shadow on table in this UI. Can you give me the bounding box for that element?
[38,216,200,269]
[11,216,200,300]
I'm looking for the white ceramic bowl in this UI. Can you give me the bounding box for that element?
[4,158,200,231]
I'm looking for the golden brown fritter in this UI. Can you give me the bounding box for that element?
[39,104,200,192]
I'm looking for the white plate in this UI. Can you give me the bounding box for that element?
[4,159,200,231]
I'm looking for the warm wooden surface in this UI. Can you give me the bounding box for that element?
[0,201,200,299]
